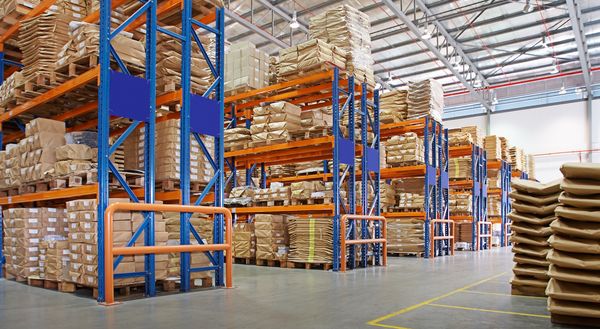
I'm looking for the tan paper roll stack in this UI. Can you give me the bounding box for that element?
[509,179,561,297]
[546,163,600,325]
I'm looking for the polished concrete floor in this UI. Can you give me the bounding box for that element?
[0,248,572,329]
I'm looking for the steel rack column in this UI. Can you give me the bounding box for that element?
[480,150,488,250]
[360,83,368,268]
[260,163,266,188]
[365,85,381,266]
[96,0,111,303]
[437,124,449,256]
[97,0,158,302]
[332,68,341,271]
[470,146,480,251]
[500,161,512,247]
[346,76,356,270]
[143,0,157,297]
[423,117,436,258]
[214,7,226,286]
[179,0,193,292]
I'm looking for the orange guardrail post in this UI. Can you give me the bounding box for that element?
[340,214,387,272]
[429,219,455,258]
[477,221,493,250]
[102,203,233,306]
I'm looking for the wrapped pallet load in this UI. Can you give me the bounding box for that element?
[379,90,408,123]
[406,79,444,122]
[288,217,334,266]
[309,4,375,87]
[547,163,600,325]
[509,179,561,297]
[251,102,302,146]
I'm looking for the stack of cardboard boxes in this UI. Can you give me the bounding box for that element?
[165,213,212,282]
[66,198,139,287]
[232,222,255,259]
[290,181,324,203]
[450,194,472,215]
[39,238,69,281]
[251,102,302,146]
[225,41,269,93]
[155,119,213,184]
[510,146,525,171]
[255,214,288,262]
[484,136,503,161]
[288,217,333,264]
[397,192,425,211]
[20,118,66,183]
[449,158,472,180]
[448,130,473,147]
[385,133,424,166]
[387,218,424,254]
[3,207,68,279]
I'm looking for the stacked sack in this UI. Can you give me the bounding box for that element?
[449,158,472,180]
[288,217,333,264]
[309,5,375,87]
[277,39,346,82]
[546,163,600,323]
[509,179,561,296]
[406,79,444,122]
[379,90,408,123]
[385,133,424,166]
[232,222,255,259]
[450,194,472,215]
[251,102,302,146]
[224,127,252,152]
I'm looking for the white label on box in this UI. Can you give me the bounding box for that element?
[85,213,91,220]
[85,233,92,240]
[29,229,39,234]
[48,218,57,223]
[28,247,37,252]
[30,209,39,213]
[47,227,56,232]
[29,257,38,261]
[84,223,91,229]
[72,254,79,260]
[86,255,94,261]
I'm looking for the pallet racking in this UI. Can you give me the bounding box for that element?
[380,117,450,258]
[488,160,512,247]
[0,0,228,303]
[449,144,491,251]
[223,67,383,271]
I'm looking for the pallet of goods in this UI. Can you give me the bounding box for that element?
[255,214,289,267]
[232,222,255,264]
[308,4,375,87]
[547,163,600,326]
[509,179,561,297]
[448,129,473,147]
[406,79,444,122]
[385,132,424,167]
[449,157,472,180]
[387,218,424,256]
[483,135,502,161]
[251,101,302,147]
[379,89,408,123]
[225,41,270,95]
[287,217,333,270]
[277,39,346,82]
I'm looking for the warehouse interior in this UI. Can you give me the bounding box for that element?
[0,0,599,328]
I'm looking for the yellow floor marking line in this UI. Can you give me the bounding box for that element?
[460,290,547,299]
[367,272,507,328]
[427,303,551,318]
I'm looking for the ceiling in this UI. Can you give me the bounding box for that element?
[222,0,599,108]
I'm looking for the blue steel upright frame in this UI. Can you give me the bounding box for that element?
[96,2,226,302]
[500,161,512,247]
[348,82,380,269]
[423,118,447,258]
[468,145,489,251]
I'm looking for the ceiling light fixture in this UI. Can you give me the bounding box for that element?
[523,0,534,13]
[290,11,299,29]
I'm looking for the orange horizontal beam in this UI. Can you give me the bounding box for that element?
[83,0,131,23]
[380,165,426,179]
[234,82,337,111]
[382,212,426,218]
[225,136,334,158]
[380,118,428,139]
[0,184,97,205]
[452,215,473,221]
[449,180,473,189]
[487,160,504,170]
[449,145,473,157]
[231,204,334,215]
[268,173,331,184]
[488,188,502,195]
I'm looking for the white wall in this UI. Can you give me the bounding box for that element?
[446,101,591,182]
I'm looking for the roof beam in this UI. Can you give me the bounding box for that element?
[224,8,289,48]
[566,0,592,93]
[380,0,492,111]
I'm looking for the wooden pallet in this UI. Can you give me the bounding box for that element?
[291,128,330,141]
[250,137,292,147]
[387,252,425,258]
[55,54,98,77]
[26,277,76,292]
[156,179,206,192]
[255,258,287,268]
[49,172,95,190]
[551,313,600,328]
[387,160,424,168]
[253,199,290,207]
[286,261,332,271]
[160,277,213,292]
[234,257,256,265]
[225,142,249,152]
[17,180,50,195]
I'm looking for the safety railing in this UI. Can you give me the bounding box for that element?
[477,221,493,251]
[429,219,455,258]
[340,214,387,272]
[102,203,233,305]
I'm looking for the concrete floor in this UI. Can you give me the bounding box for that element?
[0,248,572,329]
